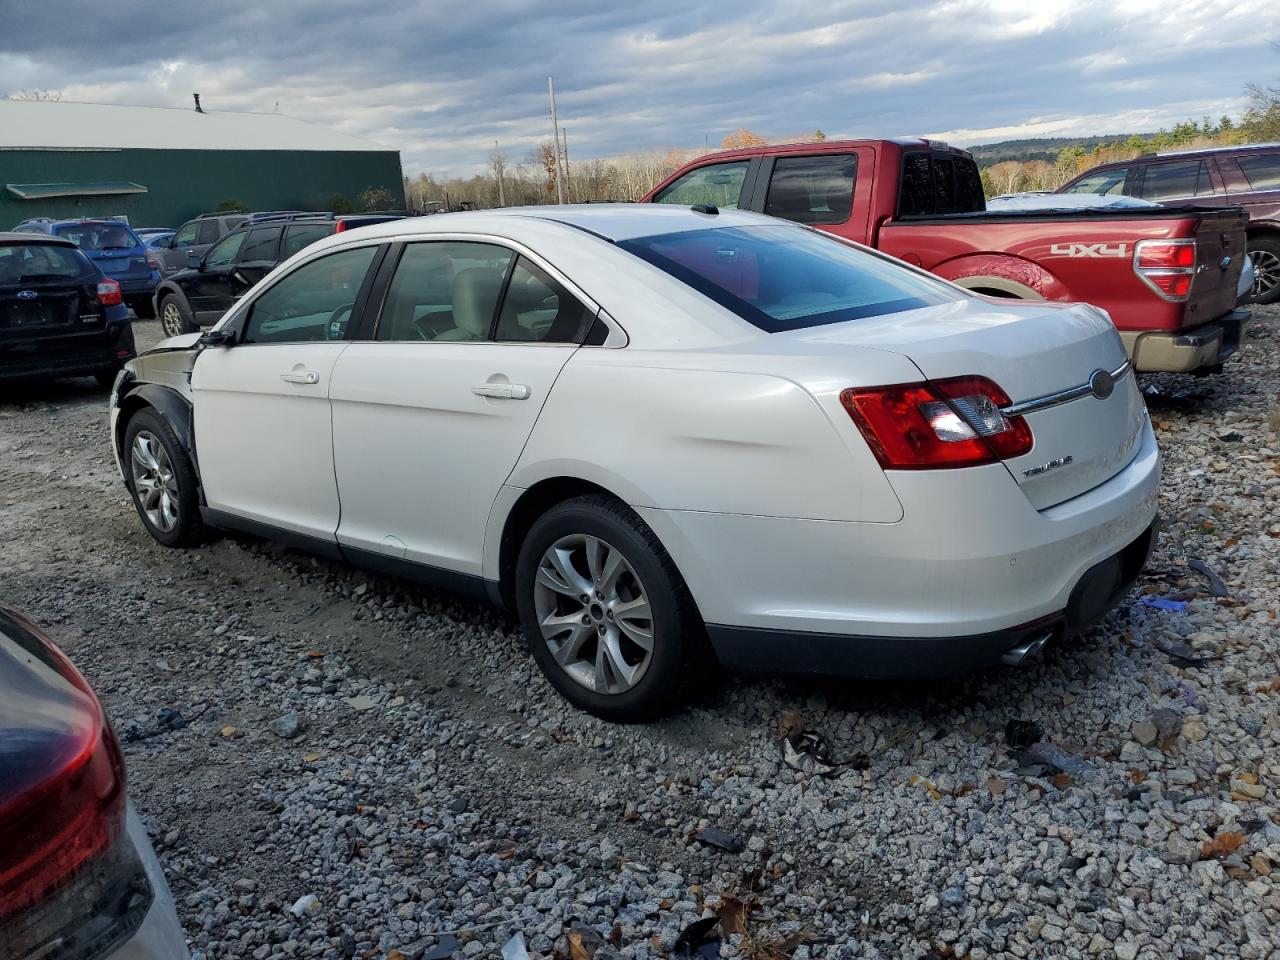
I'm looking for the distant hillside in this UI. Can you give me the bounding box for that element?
[966,135,1149,166]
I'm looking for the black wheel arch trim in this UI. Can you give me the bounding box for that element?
[116,382,201,490]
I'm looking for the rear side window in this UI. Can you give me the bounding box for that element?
[282,224,333,258]
[376,241,514,342]
[1237,153,1280,191]
[494,257,593,343]
[195,220,221,245]
[0,243,87,282]
[618,224,956,333]
[1138,160,1213,200]
[764,155,857,224]
[240,227,282,262]
[52,223,138,251]
[1061,168,1132,196]
[204,232,245,269]
[653,161,750,209]
[897,153,984,216]
[244,246,378,344]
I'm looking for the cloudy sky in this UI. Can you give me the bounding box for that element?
[1,0,1274,177]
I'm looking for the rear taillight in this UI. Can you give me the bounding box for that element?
[841,376,1033,470]
[96,279,123,306]
[146,252,162,271]
[334,220,347,233]
[1134,239,1195,302]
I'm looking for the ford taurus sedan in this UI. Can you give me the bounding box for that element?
[109,205,1160,720]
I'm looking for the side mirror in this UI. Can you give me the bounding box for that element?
[197,328,236,348]
[187,251,203,270]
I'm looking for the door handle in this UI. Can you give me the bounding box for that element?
[281,370,320,385]
[472,382,530,400]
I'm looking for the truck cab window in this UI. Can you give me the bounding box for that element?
[764,155,857,225]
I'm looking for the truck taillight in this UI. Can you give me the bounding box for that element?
[840,376,1033,469]
[1134,239,1195,302]
[96,279,123,306]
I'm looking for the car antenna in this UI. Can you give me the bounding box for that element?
[691,204,719,215]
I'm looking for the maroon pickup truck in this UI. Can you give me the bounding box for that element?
[642,139,1249,375]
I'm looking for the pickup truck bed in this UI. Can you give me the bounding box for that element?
[642,139,1249,375]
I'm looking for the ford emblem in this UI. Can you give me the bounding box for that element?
[1088,369,1115,400]
[16,290,37,300]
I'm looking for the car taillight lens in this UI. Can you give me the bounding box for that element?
[96,279,123,306]
[334,220,347,233]
[146,252,162,271]
[1134,239,1195,302]
[840,376,1033,469]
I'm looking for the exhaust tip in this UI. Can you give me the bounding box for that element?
[1001,631,1052,666]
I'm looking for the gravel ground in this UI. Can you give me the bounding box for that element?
[2,310,1279,960]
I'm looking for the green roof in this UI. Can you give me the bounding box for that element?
[6,181,148,200]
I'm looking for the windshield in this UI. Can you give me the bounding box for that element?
[0,243,89,283]
[52,222,140,252]
[617,224,959,332]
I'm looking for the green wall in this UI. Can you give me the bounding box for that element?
[0,147,405,228]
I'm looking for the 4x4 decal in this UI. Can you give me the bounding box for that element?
[1048,242,1129,258]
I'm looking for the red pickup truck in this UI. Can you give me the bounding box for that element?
[641,139,1249,375]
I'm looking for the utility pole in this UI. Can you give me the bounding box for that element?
[560,128,572,203]
[494,139,506,207]
[547,75,565,204]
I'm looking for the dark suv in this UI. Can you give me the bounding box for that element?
[152,214,404,336]
[147,213,248,277]
[0,233,135,385]
[1057,143,1280,302]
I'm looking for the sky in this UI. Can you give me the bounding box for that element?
[1,0,1275,178]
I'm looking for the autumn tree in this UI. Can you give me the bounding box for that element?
[720,128,767,149]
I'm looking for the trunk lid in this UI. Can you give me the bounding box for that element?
[787,298,1146,509]
[1179,208,1246,329]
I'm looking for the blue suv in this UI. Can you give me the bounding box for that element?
[12,219,161,318]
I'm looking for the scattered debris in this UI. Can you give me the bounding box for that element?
[695,825,745,853]
[1010,742,1091,778]
[1155,638,1221,667]
[672,917,721,958]
[422,935,460,960]
[568,923,609,960]
[1201,832,1246,860]
[269,712,305,739]
[715,895,761,936]
[1216,431,1244,443]
[288,893,319,917]
[779,724,868,778]
[1005,719,1043,750]
[501,933,531,960]
[1187,558,1229,597]
[155,706,186,729]
[1138,596,1188,612]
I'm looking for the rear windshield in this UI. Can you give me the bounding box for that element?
[898,152,986,217]
[52,222,140,251]
[617,225,958,333]
[0,243,89,282]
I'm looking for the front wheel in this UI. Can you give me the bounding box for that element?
[123,409,203,547]
[1247,236,1280,305]
[159,295,196,338]
[514,495,705,721]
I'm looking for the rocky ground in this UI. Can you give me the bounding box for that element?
[2,310,1279,960]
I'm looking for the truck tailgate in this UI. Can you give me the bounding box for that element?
[1183,208,1246,329]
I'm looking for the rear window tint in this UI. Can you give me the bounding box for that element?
[282,223,333,258]
[195,220,221,244]
[1237,153,1280,191]
[0,243,87,282]
[52,223,139,251]
[1138,160,1213,200]
[617,224,956,333]
[764,155,856,225]
[897,153,984,217]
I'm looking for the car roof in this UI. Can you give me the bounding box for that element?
[0,231,77,246]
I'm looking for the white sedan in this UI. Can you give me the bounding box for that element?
[110,205,1159,720]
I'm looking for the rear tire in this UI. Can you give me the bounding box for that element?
[159,295,196,337]
[514,495,705,722]
[123,409,203,548]
[1247,236,1280,305]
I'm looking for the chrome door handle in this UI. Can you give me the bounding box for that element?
[471,383,530,400]
[280,370,320,384]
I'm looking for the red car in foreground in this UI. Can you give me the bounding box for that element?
[0,606,187,960]
[643,139,1249,375]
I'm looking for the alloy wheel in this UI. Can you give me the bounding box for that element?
[532,534,655,695]
[1252,249,1280,300]
[130,430,179,532]
[160,301,184,337]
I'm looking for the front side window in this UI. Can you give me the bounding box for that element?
[1061,167,1132,196]
[282,224,333,258]
[1138,160,1212,200]
[618,224,956,333]
[764,155,857,225]
[240,227,281,262]
[494,257,593,343]
[1236,153,1280,192]
[204,232,245,269]
[376,241,514,342]
[242,246,378,344]
[173,222,199,248]
[653,161,750,209]
[195,220,221,245]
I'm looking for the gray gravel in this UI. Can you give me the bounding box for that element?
[1,309,1278,960]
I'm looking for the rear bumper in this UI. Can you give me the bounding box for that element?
[705,518,1157,678]
[112,804,190,959]
[1121,308,1248,373]
[117,273,161,296]
[0,320,135,382]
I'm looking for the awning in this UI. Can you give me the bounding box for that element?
[5,181,148,200]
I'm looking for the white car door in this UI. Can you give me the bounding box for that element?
[329,241,592,577]
[191,244,381,540]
